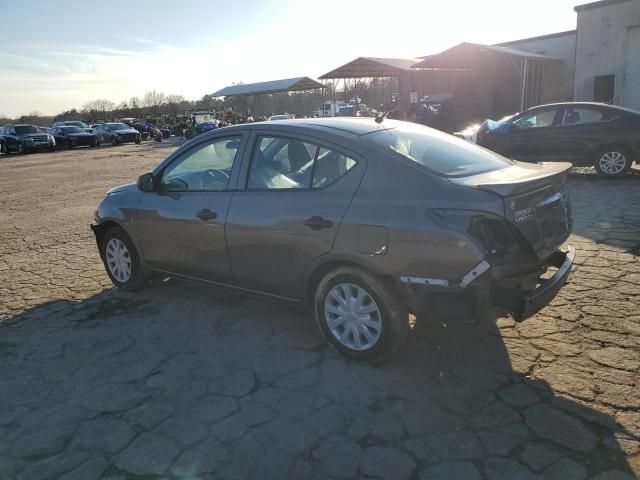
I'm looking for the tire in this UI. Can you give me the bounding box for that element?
[135,137,141,144]
[17,142,24,154]
[49,146,55,152]
[0,142,5,154]
[111,136,119,145]
[100,227,145,291]
[66,140,72,149]
[594,146,632,177]
[314,266,409,363]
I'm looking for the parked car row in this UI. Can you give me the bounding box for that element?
[0,122,142,154]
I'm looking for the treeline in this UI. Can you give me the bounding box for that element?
[0,79,397,126]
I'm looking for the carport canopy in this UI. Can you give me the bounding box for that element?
[411,42,561,69]
[211,77,325,97]
[319,57,419,79]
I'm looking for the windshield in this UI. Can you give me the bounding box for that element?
[66,121,88,128]
[366,121,512,177]
[484,114,515,132]
[15,125,39,135]
[61,126,85,134]
[194,113,215,123]
[109,123,130,131]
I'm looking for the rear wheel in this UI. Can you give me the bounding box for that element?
[101,227,145,291]
[314,266,409,363]
[594,147,632,177]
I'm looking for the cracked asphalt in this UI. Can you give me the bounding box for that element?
[0,141,639,480]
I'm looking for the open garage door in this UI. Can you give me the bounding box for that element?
[623,26,640,110]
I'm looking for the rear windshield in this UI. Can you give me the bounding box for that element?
[366,122,512,177]
[61,126,84,133]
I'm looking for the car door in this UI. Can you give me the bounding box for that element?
[225,131,365,300]
[134,132,248,282]
[554,106,619,165]
[500,107,564,162]
[4,126,17,151]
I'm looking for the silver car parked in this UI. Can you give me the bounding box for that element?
[92,118,574,362]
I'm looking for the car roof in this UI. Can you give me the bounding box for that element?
[525,102,639,115]
[238,117,390,137]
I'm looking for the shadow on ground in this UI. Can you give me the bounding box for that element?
[0,278,637,480]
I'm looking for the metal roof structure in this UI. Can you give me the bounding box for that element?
[574,0,631,12]
[412,42,561,69]
[211,77,325,97]
[319,57,419,79]
[495,30,577,47]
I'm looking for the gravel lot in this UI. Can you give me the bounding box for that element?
[0,142,639,480]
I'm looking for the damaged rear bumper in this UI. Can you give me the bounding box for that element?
[397,246,575,322]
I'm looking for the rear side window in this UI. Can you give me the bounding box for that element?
[562,107,618,125]
[367,122,511,177]
[247,136,357,190]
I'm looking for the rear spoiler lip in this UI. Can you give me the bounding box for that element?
[448,162,572,197]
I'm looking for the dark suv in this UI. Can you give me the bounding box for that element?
[0,124,55,153]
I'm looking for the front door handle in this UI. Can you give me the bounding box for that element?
[196,209,217,221]
[304,216,333,230]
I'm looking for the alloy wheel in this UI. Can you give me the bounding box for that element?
[105,238,132,283]
[598,151,627,175]
[324,283,382,351]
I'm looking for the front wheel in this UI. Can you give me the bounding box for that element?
[111,136,120,145]
[17,143,25,154]
[314,266,409,363]
[0,142,6,154]
[101,227,145,290]
[135,137,141,144]
[594,147,632,177]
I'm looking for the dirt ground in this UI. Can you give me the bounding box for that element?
[0,141,639,480]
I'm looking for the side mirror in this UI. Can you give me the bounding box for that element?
[137,173,154,192]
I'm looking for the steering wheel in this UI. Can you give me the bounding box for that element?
[202,169,229,189]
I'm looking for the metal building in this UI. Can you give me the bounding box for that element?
[573,0,640,109]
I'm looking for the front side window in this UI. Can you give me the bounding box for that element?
[109,124,129,131]
[162,136,241,192]
[512,109,559,130]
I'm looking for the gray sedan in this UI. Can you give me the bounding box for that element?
[92,118,574,362]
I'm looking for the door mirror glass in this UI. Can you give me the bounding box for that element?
[138,173,154,192]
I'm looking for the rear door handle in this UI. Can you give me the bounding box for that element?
[304,216,333,230]
[196,209,217,221]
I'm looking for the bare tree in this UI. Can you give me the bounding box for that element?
[82,99,115,113]
[142,90,166,112]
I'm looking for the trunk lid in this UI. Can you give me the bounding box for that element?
[450,162,573,259]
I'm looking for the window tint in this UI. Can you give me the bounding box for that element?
[162,136,241,192]
[562,107,617,125]
[313,147,357,188]
[247,136,318,190]
[513,109,558,129]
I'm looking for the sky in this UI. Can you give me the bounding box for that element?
[0,0,586,118]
